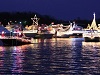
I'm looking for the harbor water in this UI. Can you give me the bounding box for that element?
[0,38,100,75]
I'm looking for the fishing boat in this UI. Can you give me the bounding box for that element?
[83,13,100,42]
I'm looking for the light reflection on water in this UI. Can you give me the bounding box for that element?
[0,38,100,74]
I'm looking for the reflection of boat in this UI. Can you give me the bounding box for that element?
[83,13,100,42]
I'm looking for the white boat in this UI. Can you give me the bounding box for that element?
[83,29,100,42]
[83,13,100,42]
[22,15,39,38]
[23,15,55,39]
[56,24,73,38]
[23,25,38,38]
[56,22,84,38]
[35,26,55,39]
[70,22,84,37]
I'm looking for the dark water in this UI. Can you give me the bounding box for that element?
[0,38,100,75]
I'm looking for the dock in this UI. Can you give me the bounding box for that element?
[0,36,32,46]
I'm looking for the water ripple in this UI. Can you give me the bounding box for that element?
[0,38,100,74]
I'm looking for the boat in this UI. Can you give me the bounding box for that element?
[35,25,55,39]
[0,25,10,36]
[83,13,100,42]
[56,24,73,38]
[23,15,55,39]
[22,15,39,38]
[5,23,24,37]
[83,29,100,42]
[55,22,84,38]
[70,22,84,38]
[23,25,38,38]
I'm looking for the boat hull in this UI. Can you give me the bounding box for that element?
[55,34,70,38]
[23,30,38,38]
[24,33,37,38]
[0,38,31,46]
[70,33,83,38]
[56,31,72,38]
[35,34,54,39]
[84,37,100,42]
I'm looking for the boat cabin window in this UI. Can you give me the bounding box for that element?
[85,30,98,33]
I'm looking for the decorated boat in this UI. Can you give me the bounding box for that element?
[83,13,100,42]
[23,15,38,38]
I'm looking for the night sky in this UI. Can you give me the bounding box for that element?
[0,0,100,20]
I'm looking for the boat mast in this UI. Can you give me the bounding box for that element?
[90,12,98,30]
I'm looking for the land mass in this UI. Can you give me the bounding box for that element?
[0,12,100,28]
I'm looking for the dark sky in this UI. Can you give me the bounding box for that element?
[0,0,100,20]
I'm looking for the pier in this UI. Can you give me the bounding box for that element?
[0,36,32,46]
